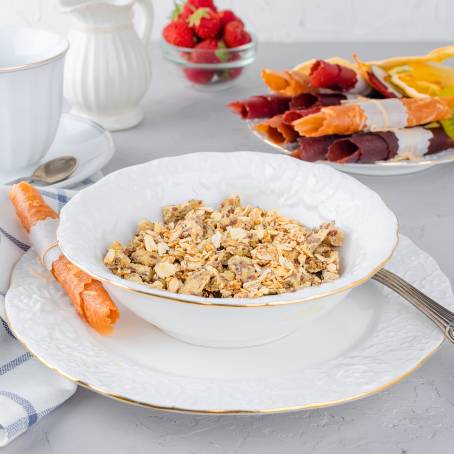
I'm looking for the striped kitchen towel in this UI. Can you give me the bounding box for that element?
[0,176,101,446]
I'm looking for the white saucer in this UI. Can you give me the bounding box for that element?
[249,122,454,176]
[0,114,115,188]
[5,235,454,414]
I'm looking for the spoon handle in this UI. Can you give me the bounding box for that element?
[372,268,454,343]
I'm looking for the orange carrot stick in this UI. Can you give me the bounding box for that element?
[9,182,120,334]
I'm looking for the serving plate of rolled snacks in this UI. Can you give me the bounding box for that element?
[4,152,454,413]
[229,46,454,175]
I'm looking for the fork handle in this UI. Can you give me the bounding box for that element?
[372,268,454,343]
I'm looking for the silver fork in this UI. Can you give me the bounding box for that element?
[372,268,454,343]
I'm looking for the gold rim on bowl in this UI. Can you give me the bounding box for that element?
[58,227,399,308]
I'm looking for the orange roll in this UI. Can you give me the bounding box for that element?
[261,69,313,97]
[52,255,119,335]
[293,96,454,137]
[9,182,120,335]
[255,114,299,145]
[9,181,58,232]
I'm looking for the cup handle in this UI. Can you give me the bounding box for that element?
[135,0,154,47]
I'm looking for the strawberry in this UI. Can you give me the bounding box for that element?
[184,39,219,85]
[223,20,251,48]
[191,39,220,63]
[217,53,242,81]
[171,0,215,23]
[189,8,221,39]
[187,0,217,11]
[163,20,195,48]
[183,67,214,84]
[218,10,243,28]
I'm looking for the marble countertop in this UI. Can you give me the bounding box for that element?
[4,42,454,454]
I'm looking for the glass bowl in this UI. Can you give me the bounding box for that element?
[160,35,257,91]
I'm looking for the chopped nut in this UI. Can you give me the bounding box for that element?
[104,196,343,298]
[154,262,177,279]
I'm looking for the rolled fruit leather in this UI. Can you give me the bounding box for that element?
[8,182,119,334]
[292,96,454,137]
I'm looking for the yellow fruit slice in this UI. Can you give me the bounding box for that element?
[389,64,444,97]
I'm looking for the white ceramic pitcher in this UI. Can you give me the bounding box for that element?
[59,0,153,131]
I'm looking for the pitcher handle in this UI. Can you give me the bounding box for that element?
[135,0,154,46]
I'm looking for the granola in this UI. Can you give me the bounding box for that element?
[104,196,344,299]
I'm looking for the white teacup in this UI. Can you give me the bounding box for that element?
[0,27,68,173]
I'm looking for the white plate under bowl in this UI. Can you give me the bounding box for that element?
[249,122,454,176]
[0,113,115,188]
[5,235,453,413]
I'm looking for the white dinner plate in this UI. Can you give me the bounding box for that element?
[5,235,454,414]
[249,122,454,176]
[0,114,115,188]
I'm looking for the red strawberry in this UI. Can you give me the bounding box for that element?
[217,53,242,81]
[223,20,251,48]
[163,20,195,48]
[227,53,243,79]
[189,8,221,39]
[191,39,220,63]
[184,39,219,85]
[218,10,243,28]
[179,2,195,22]
[188,0,217,11]
[183,67,214,84]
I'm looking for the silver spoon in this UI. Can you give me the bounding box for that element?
[373,268,454,343]
[7,156,78,186]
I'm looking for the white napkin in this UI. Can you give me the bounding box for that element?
[0,177,100,446]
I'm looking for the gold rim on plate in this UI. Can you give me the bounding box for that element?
[5,306,442,414]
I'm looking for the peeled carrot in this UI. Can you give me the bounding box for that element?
[9,182,120,334]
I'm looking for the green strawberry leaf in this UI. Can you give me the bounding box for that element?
[215,41,229,63]
[170,1,183,21]
[188,7,211,27]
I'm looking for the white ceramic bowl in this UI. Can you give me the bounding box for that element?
[0,26,68,172]
[58,152,398,347]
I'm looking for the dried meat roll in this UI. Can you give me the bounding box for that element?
[228,94,290,119]
[326,127,454,163]
[293,96,454,137]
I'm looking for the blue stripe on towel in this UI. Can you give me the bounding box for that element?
[0,353,32,376]
[2,404,57,439]
[36,189,61,201]
[0,227,30,252]
[57,191,69,210]
[0,391,38,436]
[0,317,15,339]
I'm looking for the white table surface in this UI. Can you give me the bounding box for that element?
[4,42,454,454]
